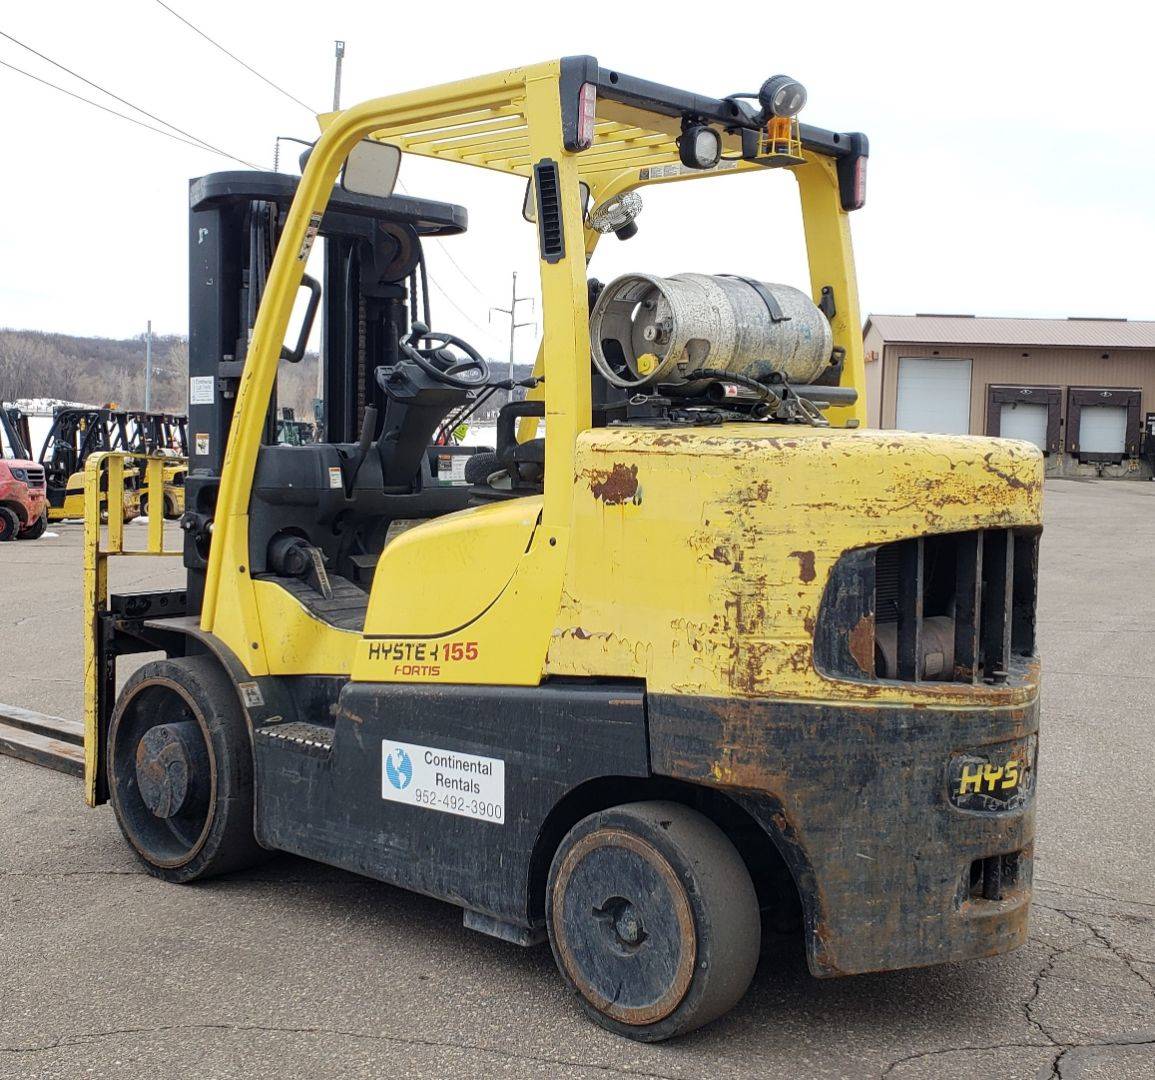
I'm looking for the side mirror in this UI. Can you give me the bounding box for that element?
[342,140,402,198]
[523,177,590,223]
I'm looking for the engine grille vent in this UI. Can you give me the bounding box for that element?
[816,528,1039,685]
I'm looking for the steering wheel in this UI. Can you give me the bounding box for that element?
[399,321,491,389]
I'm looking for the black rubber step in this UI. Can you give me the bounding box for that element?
[255,721,335,756]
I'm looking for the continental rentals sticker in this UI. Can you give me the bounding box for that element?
[381,739,505,823]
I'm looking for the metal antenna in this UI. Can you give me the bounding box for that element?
[332,41,345,111]
[144,320,153,412]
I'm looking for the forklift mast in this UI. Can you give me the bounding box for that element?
[184,172,468,607]
[1,403,32,462]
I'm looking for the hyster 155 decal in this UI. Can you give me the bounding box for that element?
[381,739,505,823]
[366,639,479,678]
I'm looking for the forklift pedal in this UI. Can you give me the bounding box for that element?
[255,721,335,755]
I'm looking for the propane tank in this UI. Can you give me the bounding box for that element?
[589,272,833,390]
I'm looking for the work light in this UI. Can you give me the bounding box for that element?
[677,124,722,170]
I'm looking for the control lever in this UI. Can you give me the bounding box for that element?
[344,405,378,493]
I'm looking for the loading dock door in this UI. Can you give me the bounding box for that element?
[1078,406,1128,454]
[895,358,972,434]
[998,403,1049,451]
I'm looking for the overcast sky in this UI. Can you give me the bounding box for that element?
[1,0,1153,367]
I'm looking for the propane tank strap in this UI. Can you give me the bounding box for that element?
[719,275,791,322]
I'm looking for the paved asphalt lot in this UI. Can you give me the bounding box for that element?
[1,482,1152,1079]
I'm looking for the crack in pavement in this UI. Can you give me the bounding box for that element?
[882,1035,1155,1078]
[0,868,401,887]
[8,604,76,629]
[1047,1033,1155,1079]
[1038,903,1155,994]
[880,1040,1049,1076]
[0,1022,685,1079]
[0,869,147,880]
[1035,877,1155,911]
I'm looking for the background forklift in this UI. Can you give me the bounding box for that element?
[121,410,188,520]
[80,59,1043,1041]
[275,406,317,446]
[0,403,48,540]
[40,406,141,522]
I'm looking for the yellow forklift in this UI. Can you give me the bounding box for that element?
[40,406,141,522]
[81,59,1042,1040]
[124,411,188,519]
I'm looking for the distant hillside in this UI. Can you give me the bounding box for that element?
[0,328,538,424]
[0,328,319,418]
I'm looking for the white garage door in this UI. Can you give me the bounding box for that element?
[1078,405,1128,453]
[895,358,973,434]
[999,403,1049,450]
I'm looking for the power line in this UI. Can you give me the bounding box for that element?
[153,0,318,115]
[0,28,256,166]
[0,57,258,165]
[431,237,490,299]
[425,271,506,347]
[395,178,491,300]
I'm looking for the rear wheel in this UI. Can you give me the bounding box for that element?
[546,800,760,1041]
[107,656,265,882]
[18,511,47,540]
[0,507,20,541]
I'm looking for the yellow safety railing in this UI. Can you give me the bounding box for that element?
[82,451,185,805]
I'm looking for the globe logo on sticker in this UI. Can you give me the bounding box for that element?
[385,748,413,790]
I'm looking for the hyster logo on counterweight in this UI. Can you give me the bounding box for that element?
[384,748,413,790]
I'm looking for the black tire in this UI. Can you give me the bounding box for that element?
[546,800,760,1041]
[107,656,266,883]
[464,450,501,485]
[139,493,149,519]
[18,511,47,540]
[0,506,21,541]
[163,496,179,520]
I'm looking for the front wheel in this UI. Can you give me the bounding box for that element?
[107,656,266,882]
[0,507,20,541]
[546,800,760,1041]
[18,511,47,540]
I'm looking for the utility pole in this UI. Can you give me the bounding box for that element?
[144,320,153,412]
[489,272,535,397]
[333,41,345,111]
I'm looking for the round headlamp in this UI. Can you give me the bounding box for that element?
[758,75,807,119]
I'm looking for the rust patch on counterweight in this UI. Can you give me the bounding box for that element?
[847,614,875,675]
[588,463,639,505]
[790,550,817,583]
